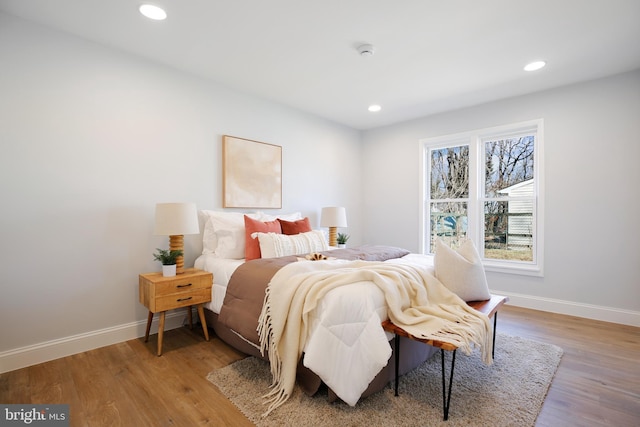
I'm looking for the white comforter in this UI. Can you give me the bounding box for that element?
[301,272,392,406]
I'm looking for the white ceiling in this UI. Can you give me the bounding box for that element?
[2,0,639,130]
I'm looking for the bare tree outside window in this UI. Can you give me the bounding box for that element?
[484,136,535,261]
[425,128,539,265]
[430,145,469,199]
[429,145,469,252]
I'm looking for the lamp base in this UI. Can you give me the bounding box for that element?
[328,227,337,247]
[169,234,185,274]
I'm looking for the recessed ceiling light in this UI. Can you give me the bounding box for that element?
[139,4,167,21]
[524,61,546,72]
[368,104,381,112]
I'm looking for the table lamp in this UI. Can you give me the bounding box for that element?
[154,203,199,274]
[320,206,347,247]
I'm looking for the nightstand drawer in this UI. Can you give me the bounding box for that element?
[152,274,211,297]
[154,288,211,312]
[139,269,213,311]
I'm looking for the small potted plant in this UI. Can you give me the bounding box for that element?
[336,233,350,248]
[153,248,183,277]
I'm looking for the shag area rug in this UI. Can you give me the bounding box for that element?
[207,333,562,426]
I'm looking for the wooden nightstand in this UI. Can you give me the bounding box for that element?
[139,268,213,356]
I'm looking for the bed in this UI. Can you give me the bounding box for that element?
[193,210,493,414]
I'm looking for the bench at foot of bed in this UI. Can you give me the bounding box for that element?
[381,294,509,421]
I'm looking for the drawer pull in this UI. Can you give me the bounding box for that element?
[177,283,192,288]
[177,297,193,302]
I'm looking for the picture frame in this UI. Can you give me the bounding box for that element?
[222,135,282,208]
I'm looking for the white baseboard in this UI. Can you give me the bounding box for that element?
[0,311,189,374]
[2,295,638,374]
[493,290,640,327]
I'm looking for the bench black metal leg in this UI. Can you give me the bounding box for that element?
[492,313,498,359]
[392,334,460,420]
[441,349,456,421]
[394,334,400,396]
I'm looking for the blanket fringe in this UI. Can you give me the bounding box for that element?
[257,285,271,358]
[261,386,289,417]
[418,308,493,365]
[257,281,291,416]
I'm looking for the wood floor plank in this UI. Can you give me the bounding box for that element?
[498,305,640,427]
[0,367,30,403]
[123,329,252,426]
[28,357,85,422]
[1,306,638,426]
[152,330,253,426]
[97,342,172,426]
[68,347,146,427]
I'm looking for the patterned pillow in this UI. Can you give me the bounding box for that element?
[254,230,328,259]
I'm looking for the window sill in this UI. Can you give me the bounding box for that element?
[418,253,543,277]
[484,260,543,277]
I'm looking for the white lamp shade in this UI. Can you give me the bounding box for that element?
[154,203,200,235]
[320,207,347,228]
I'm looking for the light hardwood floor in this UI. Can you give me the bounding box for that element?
[1,305,638,426]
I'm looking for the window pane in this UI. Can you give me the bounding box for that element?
[484,136,534,197]
[430,202,467,252]
[430,145,469,199]
[484,201,533,261]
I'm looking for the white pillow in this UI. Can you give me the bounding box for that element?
[254,230,328,259]
[200,211,260,259]
[199,210,219,254]
[257,211,303,222]
[434,239,491,302]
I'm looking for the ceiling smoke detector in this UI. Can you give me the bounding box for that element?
[357,44,375,57]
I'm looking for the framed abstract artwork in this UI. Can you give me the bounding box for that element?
[222,135,282,208]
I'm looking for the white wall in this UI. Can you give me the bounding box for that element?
[362,70,640,323]
[0,13,362,367]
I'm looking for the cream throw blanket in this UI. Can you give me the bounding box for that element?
[257,258,492,416]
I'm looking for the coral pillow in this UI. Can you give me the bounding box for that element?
[434,239,491,302]
[278,217,312,235]
[245,215,282,260]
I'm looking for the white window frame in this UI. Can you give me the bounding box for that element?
[419,119,544,277]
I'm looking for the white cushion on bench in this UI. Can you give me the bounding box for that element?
[434,239,491,302]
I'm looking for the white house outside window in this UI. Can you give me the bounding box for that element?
[420,119,544,276]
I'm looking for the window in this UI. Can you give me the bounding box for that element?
[420,120,544,276]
